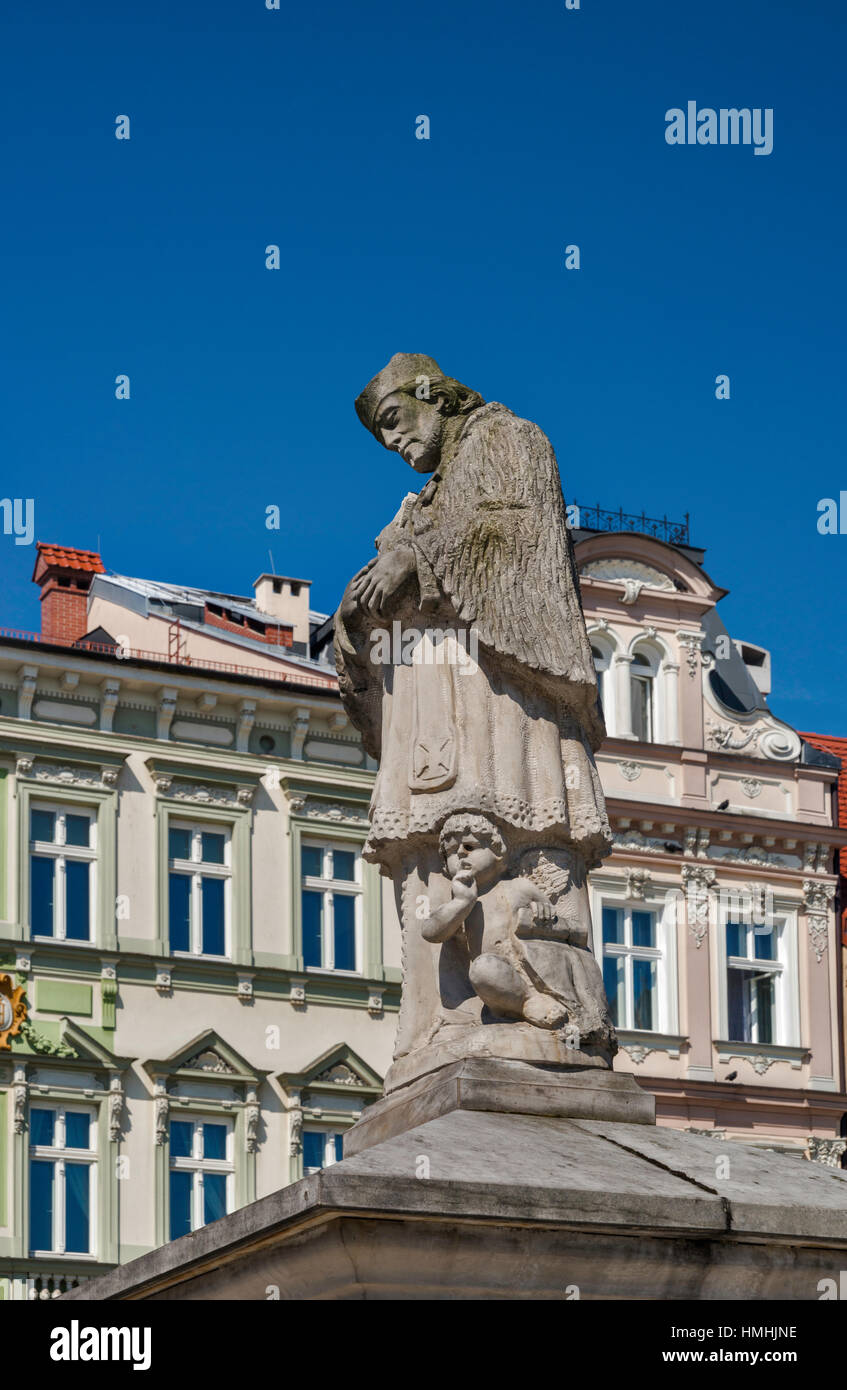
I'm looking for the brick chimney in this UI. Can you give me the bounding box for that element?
[32,543,105,643]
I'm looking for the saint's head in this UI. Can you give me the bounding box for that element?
[355,352,484,473]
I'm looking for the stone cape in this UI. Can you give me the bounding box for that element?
[335,399,610,871]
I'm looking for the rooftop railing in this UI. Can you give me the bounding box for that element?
[573,502,691,547]
[0,628,338,691]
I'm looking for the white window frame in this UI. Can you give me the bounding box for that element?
[29,801,97,943]
[719,912,795,1047]
[592,882,678,1035]
[630,650,657,743]
[301,839,363,973]
[590,639,615,734]
[168,1116,235,1237]
[28,1103,98,1259]
[168,820,232,960]
[302,1127,344,1175]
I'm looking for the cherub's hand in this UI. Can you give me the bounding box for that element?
[451,867,478,906]
[532,899,555,924]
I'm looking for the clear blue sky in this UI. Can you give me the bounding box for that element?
[1,0,844,733]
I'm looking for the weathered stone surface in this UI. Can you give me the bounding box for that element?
[66,1110,847,1301]
[335,355,618,1089]
[343,1058,655,1156]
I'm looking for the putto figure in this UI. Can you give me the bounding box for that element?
[335,354,615,1088]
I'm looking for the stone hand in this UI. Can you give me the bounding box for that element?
[339,559,377,620]
[532,899,554,924]
[450,868,478,906]
[354,547,416,617]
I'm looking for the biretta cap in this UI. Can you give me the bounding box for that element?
[355,353,444,439]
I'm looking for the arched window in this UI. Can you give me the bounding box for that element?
[630,651,655,742]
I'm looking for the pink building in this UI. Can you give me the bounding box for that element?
[574,505,847,1164]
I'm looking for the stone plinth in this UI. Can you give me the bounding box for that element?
[344,1057,655,1156]
[66,1107,847,1302]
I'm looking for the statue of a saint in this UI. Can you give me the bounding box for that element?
[336,354,615,1090]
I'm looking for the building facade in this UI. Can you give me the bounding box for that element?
[574,507,847,1163]
[1,518,845,1298]
[0,544,400,1299]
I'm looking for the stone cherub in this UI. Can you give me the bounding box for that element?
[420,812,615,1049]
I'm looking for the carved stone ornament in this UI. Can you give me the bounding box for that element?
[303,799,369,823]
[681,864,716,947]
[580,559,674,593]
[19,1020,77,1058]
[154,1086,169,1145]
[108,1078,125,1143]
[167,781,249,808]
[288,1107,303,1157]
[750,1054,775,1075]
[245,1090,260,1153]
[13,1075,28,1134]
[677,631,704,679]
[740,778,763,799]
[619,760,642,781]
[16,759,115,789]
[620,579,645,605]
[803,879,835,963]
[623,1044,652,1065]
[335,353,619,1094]
[706,720,760,752]
[624,867,652,901]
[184,1048,236,1074]
[314,1063,359,1086]
[806,1136,847,1168]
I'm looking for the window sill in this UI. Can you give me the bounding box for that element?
[714,1040,809,1072]
[29,1251,99,1263]
[305,966,362,978]
[618,1031,687,1062]
[31,935,96,948]
[171,951,231,963]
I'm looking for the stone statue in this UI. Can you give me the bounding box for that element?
[336,353,616,1093]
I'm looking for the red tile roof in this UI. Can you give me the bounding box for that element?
[34,543,105,573]
[801,731,847,875]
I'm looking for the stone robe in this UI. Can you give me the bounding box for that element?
[335,401,611,871]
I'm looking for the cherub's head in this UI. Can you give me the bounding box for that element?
[439,813,507,888]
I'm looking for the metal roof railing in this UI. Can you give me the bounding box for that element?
[574,503,690,547]
[0,628,338,692]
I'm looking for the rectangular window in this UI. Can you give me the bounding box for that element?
[631,674,654,742]
[28,1105,96,1256]
[168,822,232,958]
[29,803,96,942]
[725,920,785,1044]
[168,1117,234,1241]
[302,1129,345,1175]
[601,905,661,1031]
[300,841,362,972]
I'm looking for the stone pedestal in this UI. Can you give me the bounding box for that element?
[66,1091,847,1302]
[345,1057,655,1156]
